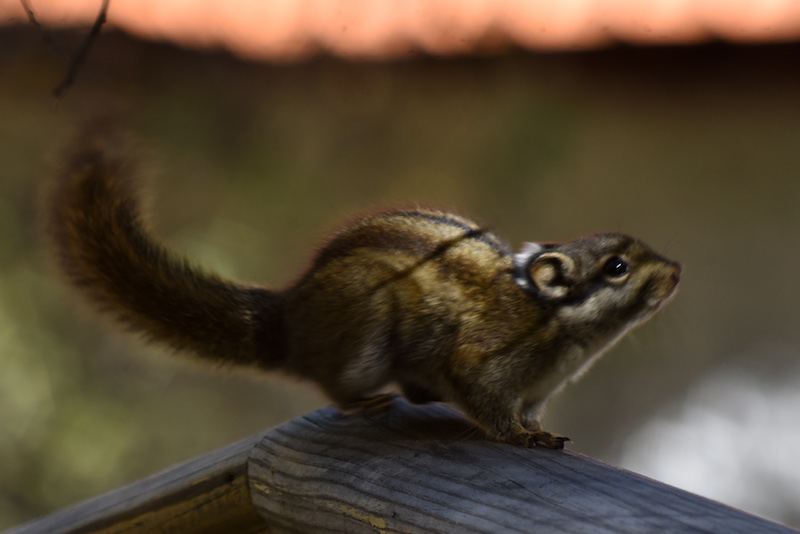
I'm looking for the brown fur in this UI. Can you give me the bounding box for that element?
[50,136,681,448]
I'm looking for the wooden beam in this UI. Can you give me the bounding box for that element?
[5,434,269,534]
[7,399,797,533]
[249,399,796,534]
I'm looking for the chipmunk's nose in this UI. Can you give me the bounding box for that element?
[661,262,682,297]
[669,262,682,287]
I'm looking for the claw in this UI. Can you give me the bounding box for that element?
[530,431,571,449]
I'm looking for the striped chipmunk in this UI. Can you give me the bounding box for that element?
[50,134,680,449]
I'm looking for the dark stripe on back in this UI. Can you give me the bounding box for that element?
[390,211,510,255]
[310,225,433,275]
[296,210,512,291]
[372,227,492,291]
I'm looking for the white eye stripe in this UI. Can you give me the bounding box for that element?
[557,290,611,323]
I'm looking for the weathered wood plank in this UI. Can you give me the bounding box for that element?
[249,400,797,534]
[6,433,270,534]
[7,399,797,534]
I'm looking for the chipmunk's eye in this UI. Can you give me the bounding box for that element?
[603,256,630,278]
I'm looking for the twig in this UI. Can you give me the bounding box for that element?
[19,0,68,62]
[53,0,111,98]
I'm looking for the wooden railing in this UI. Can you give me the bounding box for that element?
[6,399,797,533]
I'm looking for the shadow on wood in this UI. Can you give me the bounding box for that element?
[6,399,797,533]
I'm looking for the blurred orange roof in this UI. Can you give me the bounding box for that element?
[4,0,800,60]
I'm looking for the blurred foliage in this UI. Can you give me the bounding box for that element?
[1,26,799,529]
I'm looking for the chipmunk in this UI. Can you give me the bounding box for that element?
[50,136,680,449]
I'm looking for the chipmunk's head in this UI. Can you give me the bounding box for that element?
[513,234,680,340]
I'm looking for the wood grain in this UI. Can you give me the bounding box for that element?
[6,433,269,534]
[7,399,797,534]
[249,400,796,534]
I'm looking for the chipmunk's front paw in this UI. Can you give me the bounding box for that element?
[499,422,571,449]
[527,430,571,449]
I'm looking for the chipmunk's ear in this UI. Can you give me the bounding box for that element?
[527,252,577,300]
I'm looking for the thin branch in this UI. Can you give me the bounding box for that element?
[20,0,68,62]
[53,0,111,98]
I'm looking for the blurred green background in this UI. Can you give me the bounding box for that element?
[2,26,800,529]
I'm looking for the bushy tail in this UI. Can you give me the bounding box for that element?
[49,132,284,369]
